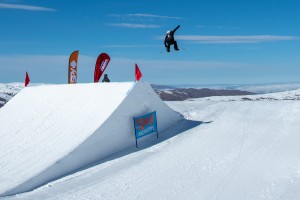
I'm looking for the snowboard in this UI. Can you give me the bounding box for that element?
[161,48,185,55]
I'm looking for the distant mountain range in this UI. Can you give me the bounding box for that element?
[153,87,255,101]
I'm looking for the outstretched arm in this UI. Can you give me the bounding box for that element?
[173,25,180,33]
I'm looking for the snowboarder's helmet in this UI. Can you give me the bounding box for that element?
[166,30,171,34]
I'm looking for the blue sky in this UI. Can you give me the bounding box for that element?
[1,0,300,85]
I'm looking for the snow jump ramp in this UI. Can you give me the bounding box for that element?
[0,81,182,196]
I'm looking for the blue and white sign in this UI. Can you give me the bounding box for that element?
[134,111,158,139]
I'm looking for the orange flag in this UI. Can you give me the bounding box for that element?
[24,71,30,87]
[68,50,79,84]
[135,63,142,81]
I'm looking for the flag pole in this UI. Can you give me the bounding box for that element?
[133,117,138,148]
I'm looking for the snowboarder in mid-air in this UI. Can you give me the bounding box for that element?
[164,25,180,52]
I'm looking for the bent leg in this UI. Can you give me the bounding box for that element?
[174,41,179,51]
[166,43,170,52]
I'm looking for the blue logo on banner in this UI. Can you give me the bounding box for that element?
[134,111,157,139]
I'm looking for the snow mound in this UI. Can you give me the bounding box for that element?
[0,83,23,108]
[0,81,182,196]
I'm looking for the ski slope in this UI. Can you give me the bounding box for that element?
[0,81,181,197]
[2,86,300,200]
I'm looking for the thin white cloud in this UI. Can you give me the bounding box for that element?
[104,44,160,48]
[236,83,300,94]
[195,25,207,28]
[156,35,299,44]
[196,25,239,29]
[0,3,55,11]
[110,13,182,20]
[108,13,181,29]
[215,26,239,29]
[109,23,160,28]
[127,14,183,20]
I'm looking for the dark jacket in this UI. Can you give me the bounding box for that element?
[102,75,110,82]
[164,25,180,46]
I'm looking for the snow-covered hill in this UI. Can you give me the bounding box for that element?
[1,84,300,199]
[0,83,23,108]
[0,82,182,196]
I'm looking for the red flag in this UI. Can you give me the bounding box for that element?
[94,53,111,83]
[135,63,142,81]
[24,71,30,87]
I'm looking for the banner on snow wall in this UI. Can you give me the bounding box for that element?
[133,111,158,147]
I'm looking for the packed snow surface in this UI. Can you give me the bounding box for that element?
[1,85,300,199]
[0,82,181,197]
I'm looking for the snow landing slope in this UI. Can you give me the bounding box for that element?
[3,89,300,200]
[0,81,182,196]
